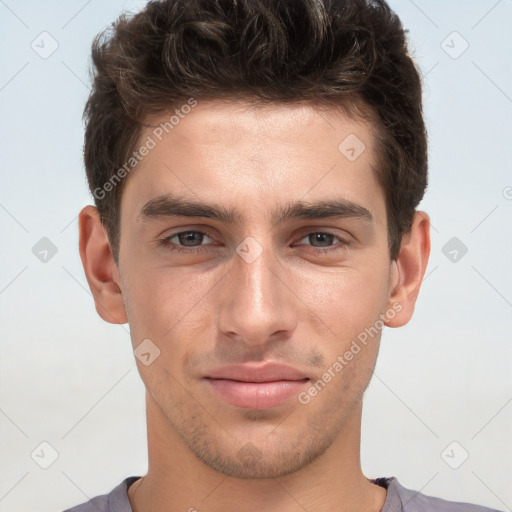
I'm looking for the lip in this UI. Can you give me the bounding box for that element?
[204,363,310,409]
[205,363,309,382]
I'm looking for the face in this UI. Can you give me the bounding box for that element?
[114,100,400,478]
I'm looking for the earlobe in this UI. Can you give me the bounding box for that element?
[384,211,431,328]
[78,205,128,324]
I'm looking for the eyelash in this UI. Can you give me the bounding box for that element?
[158,229,351,255]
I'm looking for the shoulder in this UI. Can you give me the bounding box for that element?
[62,476,140,512]
[385,477,505,512]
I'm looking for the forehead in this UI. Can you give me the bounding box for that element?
[122,99,385,227]
[143,99,374,153]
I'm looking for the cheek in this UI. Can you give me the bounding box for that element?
[297,262,391,335]
[120,270,205,397]
[121,264,216,351]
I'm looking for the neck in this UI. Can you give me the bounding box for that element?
[128,395,386,512]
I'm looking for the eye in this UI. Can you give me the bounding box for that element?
[159,230,216,253]
[295,231,350,254]
[157,229,351,256]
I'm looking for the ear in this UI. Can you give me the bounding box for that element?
[384,211,431,328]
[78,205,128,324]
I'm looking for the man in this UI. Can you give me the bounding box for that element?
[64,0,503,510]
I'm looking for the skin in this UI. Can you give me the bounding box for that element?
[79,99,430,512]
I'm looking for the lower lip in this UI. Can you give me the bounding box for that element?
[205,378,309,409]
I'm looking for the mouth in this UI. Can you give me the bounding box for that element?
[203,363,310,409]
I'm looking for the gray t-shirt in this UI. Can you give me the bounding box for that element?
[63,476,504,511]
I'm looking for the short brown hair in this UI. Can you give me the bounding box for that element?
[83,0,428,263]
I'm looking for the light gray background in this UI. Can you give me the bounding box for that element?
[1,1,511,511]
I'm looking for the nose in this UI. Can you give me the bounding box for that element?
[216,239,298,348]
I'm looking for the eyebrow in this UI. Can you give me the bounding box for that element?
[138,193,374,225]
